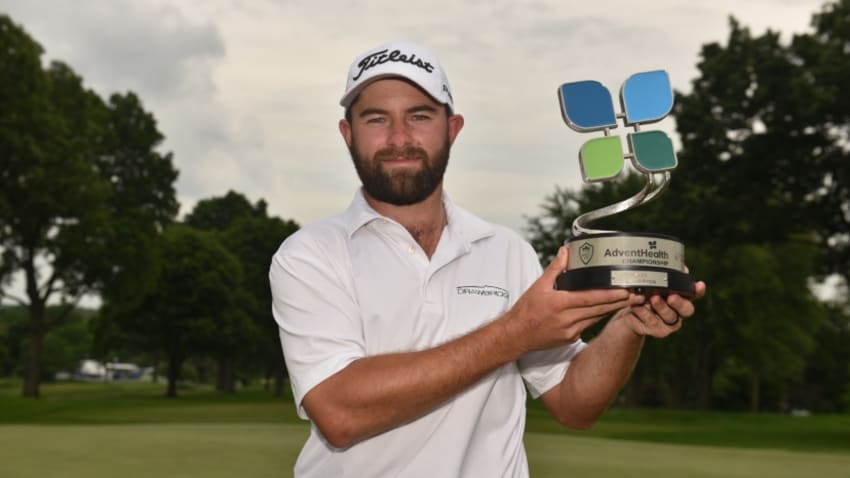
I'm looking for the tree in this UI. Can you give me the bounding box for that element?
[525,173,662,264]
[185,190,266,231]
[793,1,850,283]
[111,226,247,398]
[0,15,178,397]
[669,4,850,409]
[673,3,850,282]
[795,300,850,412]
[526,10,842,410]
[185,190,299,393]
[221,214,299,394]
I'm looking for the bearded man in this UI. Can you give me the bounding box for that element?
[269,40,705,478]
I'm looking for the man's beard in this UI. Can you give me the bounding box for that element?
[348,136,450,206]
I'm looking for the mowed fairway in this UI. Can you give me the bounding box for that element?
[1,424,849,478]
[1,381,849,477]
[0,423,308,478]
[525,432,850,478]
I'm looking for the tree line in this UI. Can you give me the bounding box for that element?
[527,1,850,413]
[0,14,299,398]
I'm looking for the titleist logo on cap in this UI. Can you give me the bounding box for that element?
[352,49,435,81]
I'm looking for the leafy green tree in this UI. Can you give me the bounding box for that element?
[185,190,299,393]
[668,3,850,410]
[527,9,844,411]
[707,243,823,412]
[221,214,299,394]
[185,190,266,231]
[525,173,663,264]
[673,3,850,283]
[109,226,246,397]
[793,1,850,282]
[796,301,850,412]
[0,15,178,397]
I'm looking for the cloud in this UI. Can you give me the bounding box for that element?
[1,0,825,232]
[4,0,224,99]
[0,0,827,308]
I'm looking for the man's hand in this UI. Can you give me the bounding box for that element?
[610,277,707,338]
[539,260,706,429]
[502,246,640,354]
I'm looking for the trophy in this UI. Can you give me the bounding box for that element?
[556,70,695,297]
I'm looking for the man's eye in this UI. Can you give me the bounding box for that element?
[411,114,431,121]
[366,117,385,124]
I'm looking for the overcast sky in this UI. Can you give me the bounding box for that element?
[2,0,826,232]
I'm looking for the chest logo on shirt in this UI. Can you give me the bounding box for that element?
[456,285,509,299]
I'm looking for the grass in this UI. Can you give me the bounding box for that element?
[1,379,849,477]
[0,380,300,425]
[526,400,850,453]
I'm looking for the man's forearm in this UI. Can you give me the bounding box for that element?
[302,315,523,448]
[301,247,635,448]
[547,313,645,429]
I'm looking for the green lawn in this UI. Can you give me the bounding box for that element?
[1,380,849,477]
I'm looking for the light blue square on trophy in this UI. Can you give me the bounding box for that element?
[620,70,673,125]
[558,80,618,132]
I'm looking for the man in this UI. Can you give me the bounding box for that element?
[270,40,706,477]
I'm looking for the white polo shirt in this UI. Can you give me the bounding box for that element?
[270,190,585,478]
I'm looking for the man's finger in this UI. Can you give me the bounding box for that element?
[540,246,568,286]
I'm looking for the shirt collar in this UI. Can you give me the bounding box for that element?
[342,188,494,244]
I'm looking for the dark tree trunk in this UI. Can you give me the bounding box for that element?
[22,323,46,397]
[216,356,236,393]
[274,360,287,397]
[22,274,46,398]
[166,353,182,398]
[750,369,761,413]
[694,342,715,409]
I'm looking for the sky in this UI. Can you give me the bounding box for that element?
[0,0,838,303]
[1,0,827,231]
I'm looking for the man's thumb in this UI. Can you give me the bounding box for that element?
[542,246,569,283]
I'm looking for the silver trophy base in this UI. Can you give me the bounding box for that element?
[557,232,695,297]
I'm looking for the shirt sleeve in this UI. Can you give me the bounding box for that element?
[514,241,588,398]
[269,230,364,419]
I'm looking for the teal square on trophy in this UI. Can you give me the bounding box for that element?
[579,136,623,182]
[628,130,677,172]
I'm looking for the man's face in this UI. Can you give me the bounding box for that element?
[340,79,464,206]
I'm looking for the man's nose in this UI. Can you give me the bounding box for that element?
[387,120,413,146]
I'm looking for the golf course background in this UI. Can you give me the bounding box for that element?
[2,380,848,477]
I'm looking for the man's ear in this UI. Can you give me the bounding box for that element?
[339,119,353,147]
[448,114,464,145]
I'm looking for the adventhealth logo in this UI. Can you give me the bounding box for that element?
[558,71,678,183]
[603,247,669,260]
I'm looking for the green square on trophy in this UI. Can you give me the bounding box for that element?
[580,136,623,182]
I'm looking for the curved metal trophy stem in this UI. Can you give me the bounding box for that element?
[572,171,671,237]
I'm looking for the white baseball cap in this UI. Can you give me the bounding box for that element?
[340,41,454,111]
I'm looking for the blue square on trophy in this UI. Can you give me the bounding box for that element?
[620,70,674,125]
[558,80,618,132]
